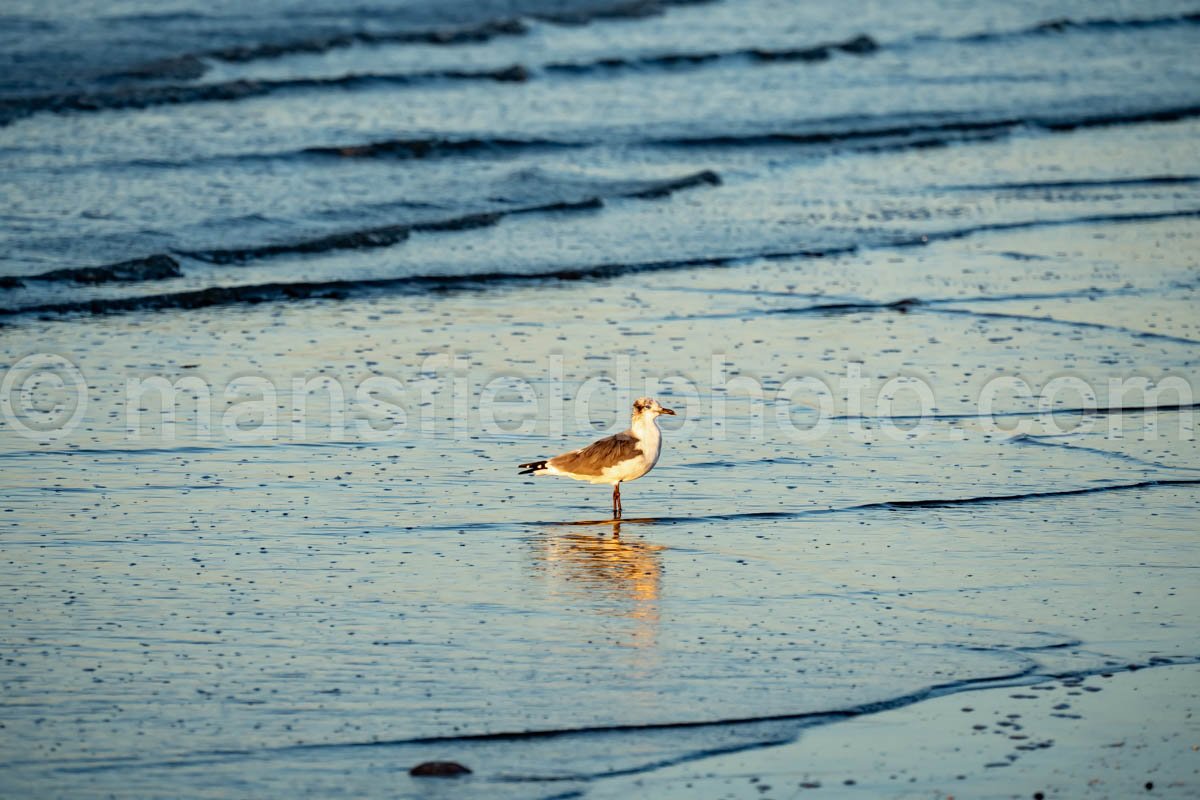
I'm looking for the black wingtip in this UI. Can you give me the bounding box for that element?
[518,460,548,475]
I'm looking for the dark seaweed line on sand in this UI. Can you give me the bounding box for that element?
[451,480,1200,532]
[890,208,1200,245]
[669,281,1200,346]
[936,175,1200,192]
[666,283,1153,306]
[666,481,1200,531]
[1010,434,1200,474]
[844,478,1200,513]
[497,737,799,784]
[923,304,1200,346]
[830,401,1200,423]
[517,479,1200,528]
[302,136,578,160]
[763,295,1200,346]
[48,656,1199,780]
[4,207,1195,319]
[13,659,1049,769]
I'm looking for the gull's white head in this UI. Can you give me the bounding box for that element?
[632,396,675,419]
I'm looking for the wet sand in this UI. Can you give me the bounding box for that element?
[2,1,1199,797]
[589,664,1200,798]
[2,208,1197,795]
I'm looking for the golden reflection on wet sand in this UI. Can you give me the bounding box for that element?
[530,522,666,650]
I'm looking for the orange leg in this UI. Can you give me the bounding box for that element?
[612,483,622,519]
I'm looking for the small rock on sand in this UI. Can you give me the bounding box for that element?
[409,761,472,777]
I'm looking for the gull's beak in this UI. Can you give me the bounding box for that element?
[659,407,676,416]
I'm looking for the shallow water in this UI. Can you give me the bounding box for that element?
[1,0,1198,797]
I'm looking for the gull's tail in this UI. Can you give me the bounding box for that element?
[518,460,548,475]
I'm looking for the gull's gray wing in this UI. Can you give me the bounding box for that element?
[549,431,640,476]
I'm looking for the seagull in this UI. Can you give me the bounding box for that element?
[518,397,675,518]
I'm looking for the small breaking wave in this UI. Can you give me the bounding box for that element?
[544,33,878,73]
[179,169,718,264]
[6,206,1195,320]
[652,104,1200,150]
[0,255,181,289]
[104,0,710,82]
[0,66,529,127]
[958,9,1200,43]
[0,169,722,310]
[291,104,1200,169]
[8,7,1199,128]
[303,136,576,160]
[105,18,528,83]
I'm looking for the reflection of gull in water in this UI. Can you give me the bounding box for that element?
[530,523,665,648]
